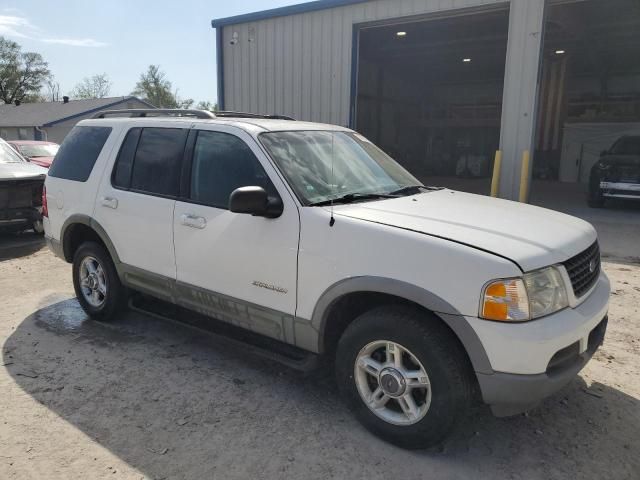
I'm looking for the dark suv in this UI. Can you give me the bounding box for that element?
[588,136,640,207]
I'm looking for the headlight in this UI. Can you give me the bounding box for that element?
[481,266,568,322]
[598,162,611,170]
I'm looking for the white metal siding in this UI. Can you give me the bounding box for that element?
[221,0,507,126]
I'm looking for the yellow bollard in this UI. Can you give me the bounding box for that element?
[490,150,502,198]
[519,150,531,203]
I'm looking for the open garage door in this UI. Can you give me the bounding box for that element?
[531,0,640,214]
[354,7,510,195]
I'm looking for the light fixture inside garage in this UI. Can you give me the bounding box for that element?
[463,58,472,62]
[555,49,566,55]
[396,31,407,37]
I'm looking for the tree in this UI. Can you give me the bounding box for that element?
[0,36,50,104]
[196,100,218,111]
[71,73,111,99]
[132,65,178,108]
[45,79,61,102]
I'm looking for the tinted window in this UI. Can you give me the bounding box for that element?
[112,128,141,189]
[130,128,188,196]
[49,126,112,182]
[190,131,274,208]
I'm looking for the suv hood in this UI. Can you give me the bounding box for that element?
[0,162,47,180]
[334,189,596,272]
[600,154,640,168]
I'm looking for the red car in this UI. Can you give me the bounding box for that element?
[7,140,60,169]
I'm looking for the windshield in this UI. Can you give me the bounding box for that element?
[259,131,420,205]
[18,143,59,158]
[0,142,26,164]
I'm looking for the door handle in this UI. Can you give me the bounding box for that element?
[101,197,118,209]
[180,214,207,229]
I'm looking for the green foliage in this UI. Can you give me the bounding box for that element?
[72,73,112,99]
[196,100,218,111]
[0,36,50,104]
[131,65,179,108]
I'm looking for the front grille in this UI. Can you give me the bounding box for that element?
[563,242,600,298]
[617,167,640,183]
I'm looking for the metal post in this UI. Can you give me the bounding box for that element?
[490,150,503,198]
[519,150,531,202]
[497,0,546,199]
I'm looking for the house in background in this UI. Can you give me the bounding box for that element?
[0,96,154,144]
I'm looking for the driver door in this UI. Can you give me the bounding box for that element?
[173,126,300,343]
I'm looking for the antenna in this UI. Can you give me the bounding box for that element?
[329,133,336,227]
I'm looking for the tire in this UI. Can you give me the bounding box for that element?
[588,175,605,208]
[587,189,605,208]
[32,219,44,235]
[72,241,126,321]
[335,305,474,449]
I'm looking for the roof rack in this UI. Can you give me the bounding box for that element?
[92,109,216,119]
[214,111,296,121]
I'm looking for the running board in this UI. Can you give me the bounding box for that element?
[128,294,319,372]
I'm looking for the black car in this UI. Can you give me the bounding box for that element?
[588,135,640,207]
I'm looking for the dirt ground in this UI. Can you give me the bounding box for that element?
[0,236,639,480]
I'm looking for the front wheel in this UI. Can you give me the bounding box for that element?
[588,176,605,208]
[72,241,126,321]
[335,306,474,449]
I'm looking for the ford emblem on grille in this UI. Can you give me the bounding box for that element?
[589,259,597,273]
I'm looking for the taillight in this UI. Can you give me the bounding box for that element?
[42,185,48,218]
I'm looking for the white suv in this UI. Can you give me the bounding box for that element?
[44,109,610,448]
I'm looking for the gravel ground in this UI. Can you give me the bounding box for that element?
[0,241,639,480]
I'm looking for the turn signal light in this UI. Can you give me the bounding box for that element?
[481,278,529,322]
[42,185,48,218]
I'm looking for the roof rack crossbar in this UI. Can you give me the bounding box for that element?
[214,111,296,121]
[92,109,216,119]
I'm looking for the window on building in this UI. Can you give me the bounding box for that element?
[189,131,274,209]
[18,128,30,140]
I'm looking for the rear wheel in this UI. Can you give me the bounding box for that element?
[72,242,126,321]
[335,306,473,449]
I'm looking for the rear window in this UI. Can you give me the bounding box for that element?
[49,126,112,182]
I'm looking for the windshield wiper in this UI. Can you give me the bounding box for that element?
[309,192,398,207]
[388,185,443,196]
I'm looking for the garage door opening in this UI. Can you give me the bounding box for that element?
[530,0,640,215]
[354,8,510,195]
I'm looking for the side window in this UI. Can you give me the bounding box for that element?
[49,126,112,182]
[112,128,141,189]
[125,127,188,197]
[190,131,276,209]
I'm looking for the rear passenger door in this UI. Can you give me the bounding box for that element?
[173,126,300,343]
[94,124,188,284]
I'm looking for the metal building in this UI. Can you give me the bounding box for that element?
[211,0,640,201]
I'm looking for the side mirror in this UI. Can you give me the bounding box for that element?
[229,186,283,219]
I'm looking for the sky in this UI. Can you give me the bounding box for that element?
[0,0,302,104]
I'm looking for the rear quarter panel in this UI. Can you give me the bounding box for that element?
[44,124,124,242]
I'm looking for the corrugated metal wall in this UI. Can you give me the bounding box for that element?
[221,0,506,126]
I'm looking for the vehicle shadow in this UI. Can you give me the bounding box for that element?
[0,231,45,261]
[4,299,639,480]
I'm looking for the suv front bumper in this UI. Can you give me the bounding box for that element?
[478,316,607,416]
[467,272,610,416]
